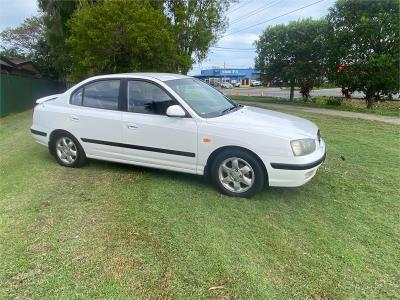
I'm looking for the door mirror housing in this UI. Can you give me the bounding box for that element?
[166,105,186,117]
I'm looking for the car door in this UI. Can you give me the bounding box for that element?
[121,79,198,173]
[69,79,124,160]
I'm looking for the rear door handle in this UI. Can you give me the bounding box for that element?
[127,124,138,129]
[70,115,79,121]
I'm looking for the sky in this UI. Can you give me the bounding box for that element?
[0,0,336,75]
[0,0,38,31]
[190,0,336,74]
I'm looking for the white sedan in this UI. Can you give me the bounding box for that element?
[31,73,326,197]
[221,82,233,89]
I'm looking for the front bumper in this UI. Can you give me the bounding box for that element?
[263,139,326,187]
[270,152,326,170]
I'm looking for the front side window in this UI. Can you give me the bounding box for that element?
[165,78,240,118]
[127,81,176,115]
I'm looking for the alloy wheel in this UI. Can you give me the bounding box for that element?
[218,157,255,193]
[56,137,78,165]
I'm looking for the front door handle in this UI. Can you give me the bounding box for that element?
[70,115,79,121]
[127,124,138,129]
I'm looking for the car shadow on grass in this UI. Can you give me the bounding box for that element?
[86,158,210,187]
[39,149,314,202]
[87,158,310,200]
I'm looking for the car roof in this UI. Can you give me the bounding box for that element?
[87,73,191,82]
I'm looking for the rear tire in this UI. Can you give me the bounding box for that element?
[50,132,87,168]
[210,149,265,198]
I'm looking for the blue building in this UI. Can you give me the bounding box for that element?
[194,68,260,86]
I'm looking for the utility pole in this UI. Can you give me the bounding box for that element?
[223,61,226,84]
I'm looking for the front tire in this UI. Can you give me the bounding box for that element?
[50,132,87,168]
[210,149,265,197]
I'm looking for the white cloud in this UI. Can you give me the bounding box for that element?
[219,33,259,47]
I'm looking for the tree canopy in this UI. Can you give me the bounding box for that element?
[2,0,232,80]
[0,16,44,57]
[164,0,231,73]
[67,0,179,80]
[0,16,59,79]
[255,18,327,100]
[40,0,232,78]
[326,0,400,107]
[37,0,81,79]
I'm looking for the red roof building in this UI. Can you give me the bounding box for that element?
[0,56,39,76]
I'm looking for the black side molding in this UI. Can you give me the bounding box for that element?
[81,138,195,158]
[30,129,47,137]
[271,152,326,170]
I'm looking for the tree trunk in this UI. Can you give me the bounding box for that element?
[365,89,375,109]
[366,97,374,109]
[289,84,294,102]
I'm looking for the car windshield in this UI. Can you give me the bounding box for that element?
[165,78,241,118]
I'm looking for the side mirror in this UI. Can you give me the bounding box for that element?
[166,105,186,117]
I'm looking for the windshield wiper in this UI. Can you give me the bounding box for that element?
[221,103,242,115]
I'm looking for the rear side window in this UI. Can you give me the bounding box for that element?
[127,81,176,115]
[70,80,120,110]
[71,88,83,105]
[83,80,120,110]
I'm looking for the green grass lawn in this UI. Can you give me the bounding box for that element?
[229,95,400,117]
[1,110,399,299]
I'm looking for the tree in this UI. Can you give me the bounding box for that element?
[163,0,232,73]
[0,48,26,60]
[0,16,44,57]
[255,19,327,101]
[327,0,400,108]
[67,0,179,80]
[37,0,81,79]
[0,15,60,79]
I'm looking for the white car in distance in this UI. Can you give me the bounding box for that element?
[31,73,326,197]
[250,80,262,87]
[221,82,233,89]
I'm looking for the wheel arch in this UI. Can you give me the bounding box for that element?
[204,145,269,184]
[48,129,79,156]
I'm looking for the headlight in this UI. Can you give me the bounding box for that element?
[290,139,316,156]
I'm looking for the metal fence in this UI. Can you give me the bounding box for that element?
[0,73,66,117]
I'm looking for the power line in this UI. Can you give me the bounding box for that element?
[226,0,241,13]
[226,0,255,16]
[211,46,256,51]
[211,50,255,53]
[230,0,282,26]
[223,0,325,37]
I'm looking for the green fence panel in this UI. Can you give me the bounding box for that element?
[0,74,9,117]
[0,73,66,117]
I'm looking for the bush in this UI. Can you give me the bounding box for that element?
[326,97,343,106]
[310,96,343,106]
[310,96,327,104]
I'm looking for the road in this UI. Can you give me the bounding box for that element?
[240,101,400,125]
[221,87,400,99]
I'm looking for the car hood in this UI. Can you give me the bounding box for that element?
[206,106,318,139]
